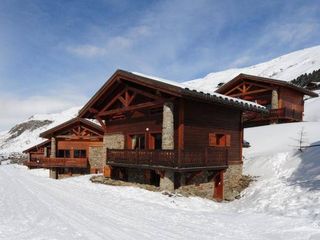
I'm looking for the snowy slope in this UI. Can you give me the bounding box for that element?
[0,107,80,156]
[183,45,320,92]
[1,164,320,240]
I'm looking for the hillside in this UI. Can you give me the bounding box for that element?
[183,45,320,92]
[0,107,80,157]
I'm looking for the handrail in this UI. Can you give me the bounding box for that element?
[25,157,88,168]
[106,147,228,168]
[244,107,303,122]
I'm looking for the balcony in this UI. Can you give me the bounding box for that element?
[106,147,228,170]
[244,108,303,124]
[24,157,88,168]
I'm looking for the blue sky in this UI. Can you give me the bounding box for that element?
[1,0,320,130]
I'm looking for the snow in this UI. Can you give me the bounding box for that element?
[0,95,320,239]
[0,107,81,156]
[1,164,320,240]
[183,45,320,92]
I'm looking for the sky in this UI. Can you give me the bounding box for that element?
[0,0,320,131]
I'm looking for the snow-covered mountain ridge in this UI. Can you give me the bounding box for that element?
[0,107,80,157]
[183,45,320,92]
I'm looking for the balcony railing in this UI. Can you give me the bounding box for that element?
[24,157,88,168]
[106,147,228,169]
[244,108,303,122]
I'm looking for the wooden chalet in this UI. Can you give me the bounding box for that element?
[24,118,104,179]
[78,69,266,200]
[216,73,318,127]
[23,140,51,165]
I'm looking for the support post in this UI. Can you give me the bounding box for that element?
[160,102,175,191]
[50,137,56,158]
[271,89,279,109]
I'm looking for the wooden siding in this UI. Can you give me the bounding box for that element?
[279,87,304,117]
[183,100,242,164]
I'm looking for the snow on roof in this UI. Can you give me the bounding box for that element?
[131,71,266,111]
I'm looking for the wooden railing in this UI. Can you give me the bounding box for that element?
[244,108,303,122]
[107,147,228,169]
[24,157,88,168]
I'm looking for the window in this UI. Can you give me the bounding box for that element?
[209,133,231,147]
[57,149,70,158]
[130,134,145,150]
[74,149,86,158]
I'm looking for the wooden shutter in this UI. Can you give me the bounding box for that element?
[226,134,231,147]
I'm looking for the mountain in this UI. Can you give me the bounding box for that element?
[1,45,320,157]
[0,107,80,157]
[183,45,320,92]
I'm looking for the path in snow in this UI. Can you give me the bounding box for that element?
[1,165,320,240]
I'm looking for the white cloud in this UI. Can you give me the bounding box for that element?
[0,92,87,131]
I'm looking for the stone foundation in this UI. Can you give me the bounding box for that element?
[223,164,243,200]
[160,170,174,191]
[89,146,104,171]
[49,169,57,179]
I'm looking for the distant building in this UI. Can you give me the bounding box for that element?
[216,74,318,127]
[24,118,104,179]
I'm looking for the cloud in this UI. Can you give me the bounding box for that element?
[0,92,87,131]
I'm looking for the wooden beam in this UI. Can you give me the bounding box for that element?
[127,86,161,101]
[99,88,127,114]
[98,100,164,117]
[178,99,184,167]
[229,88,270,97]
[81,126,104,137]
[96,115,107,133]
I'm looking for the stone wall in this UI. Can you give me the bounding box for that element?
[50,137,56,158]
[89,146,104,170]
[162,102,174,150]
[127,168,145,184]
[224,163,243,200]
[49,169,57,179]
[160,170,174,191]
[103,133,125,161]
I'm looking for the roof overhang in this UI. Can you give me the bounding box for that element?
[216,73,319,98]
[39,117,104,139]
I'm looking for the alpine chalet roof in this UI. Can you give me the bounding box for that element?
[23,139,51,153]
[216,73,319,97]
[39,117,104,138]
[79,70,267,118]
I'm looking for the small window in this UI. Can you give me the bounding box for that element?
[57,149,70,158]
[209,133,231,147]
[74,149,86,158]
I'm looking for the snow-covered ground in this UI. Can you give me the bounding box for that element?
[1,164,320,240]
[1,96,320,239]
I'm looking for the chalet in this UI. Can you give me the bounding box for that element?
[23,140,51,165]
[216,74,318,127]
[24,117,104,179]
[78,69,266,200]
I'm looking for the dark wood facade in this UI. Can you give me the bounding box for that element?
[23,118,104,177]
[216,74,318,127]
[78,70,265,197]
